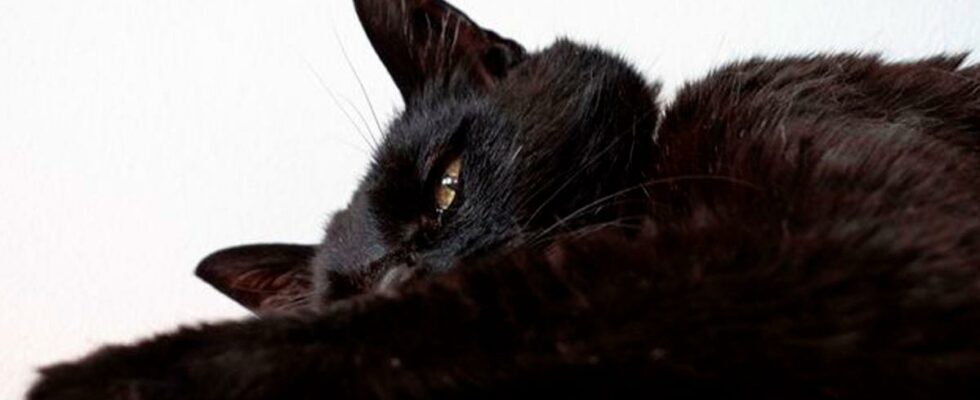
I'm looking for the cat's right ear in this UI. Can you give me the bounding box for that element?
[354,0,526,102]
[195,244,316,315]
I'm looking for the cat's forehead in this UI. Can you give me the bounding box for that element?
[497,41,644,94]
[370,40,653,168]
[396,40,647,124]
[382,95,496,161]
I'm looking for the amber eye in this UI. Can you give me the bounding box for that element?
[434,158,462,214]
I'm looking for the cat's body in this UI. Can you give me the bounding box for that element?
[29,0,980,398]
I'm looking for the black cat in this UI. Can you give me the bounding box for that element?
[28,0,980,398]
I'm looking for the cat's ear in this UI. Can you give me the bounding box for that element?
[354,0,526,101]
[195,244,316,315]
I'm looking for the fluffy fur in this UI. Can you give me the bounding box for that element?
[28,0,980,398]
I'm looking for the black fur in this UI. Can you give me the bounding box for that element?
[28,0,980,398]
[314,39,659,303]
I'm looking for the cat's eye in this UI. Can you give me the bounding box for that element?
[434,158,462,214]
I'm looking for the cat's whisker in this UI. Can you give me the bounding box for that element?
[529,199,645,247]
[529,174,763,245]
[519,105,663,228]
[522,135,628,228]
[302,57,375,153]
[333,26,384,147]
[530,217,647,249]
[339,93,381,150]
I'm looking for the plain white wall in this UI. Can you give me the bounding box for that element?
[1,0,978,397]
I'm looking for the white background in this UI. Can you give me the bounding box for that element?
[1,0,978,397]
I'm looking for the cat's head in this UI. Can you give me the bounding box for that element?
[196,0,660,314]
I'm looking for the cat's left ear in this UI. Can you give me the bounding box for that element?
[355,0,526,102]
[195,244,316,315]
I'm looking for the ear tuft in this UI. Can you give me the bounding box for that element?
[195,244,316,315]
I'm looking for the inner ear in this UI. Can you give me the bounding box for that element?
[195,244,316,315]
[355,0,526,102]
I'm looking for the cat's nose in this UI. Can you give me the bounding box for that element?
[375,265,419,293]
